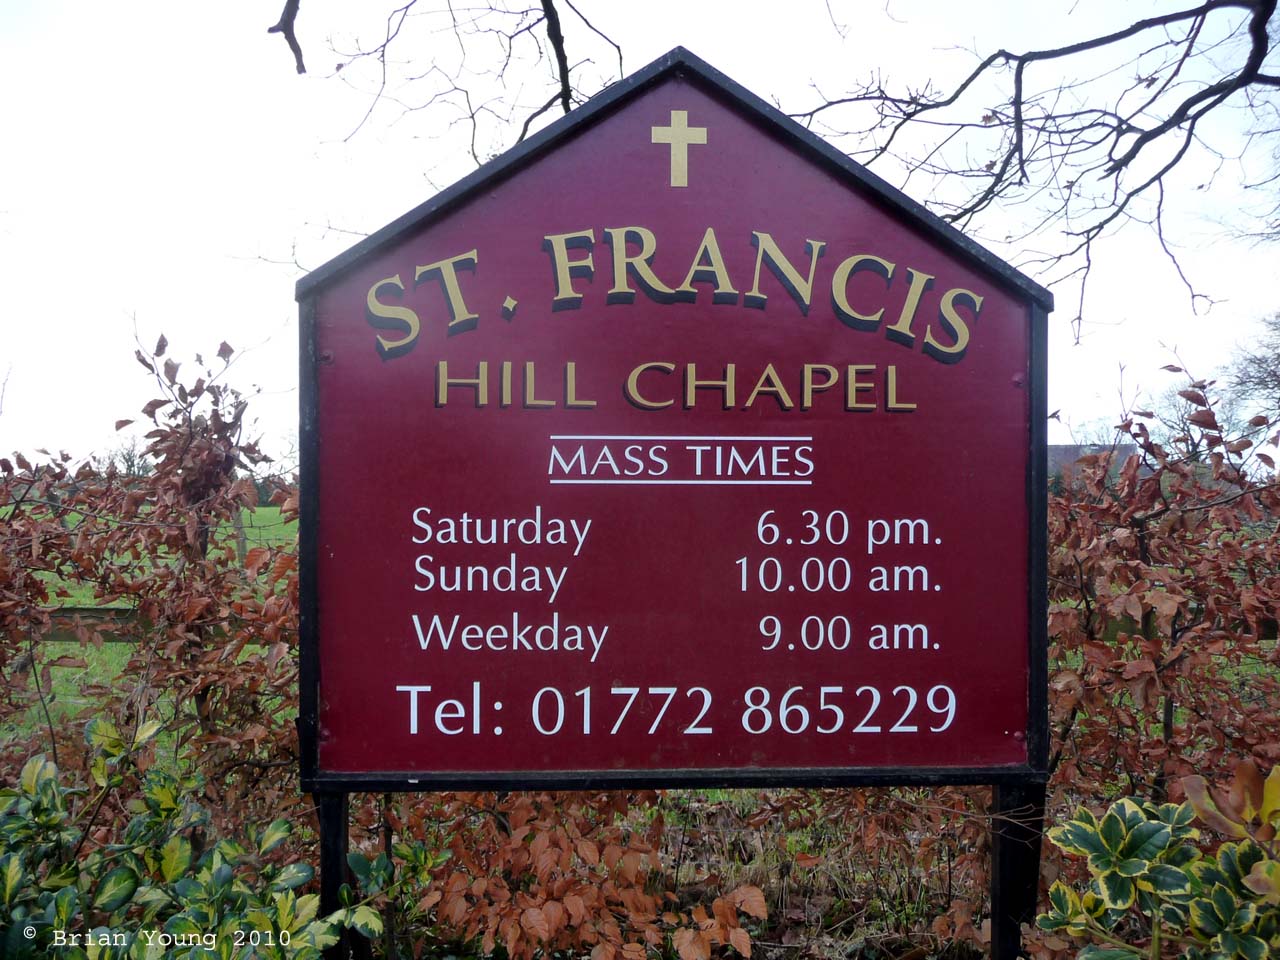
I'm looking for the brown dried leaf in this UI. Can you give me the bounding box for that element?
[244,547,271,578]
[674,929,710,960]
[47,656,88,669]
[1183,775,1248,837]
[729,884,768,920]
[520,907,550,942]
[729,927,752,957]
[1187,409,1219,430]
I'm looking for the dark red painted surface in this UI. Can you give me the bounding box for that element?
[310,77,1031,774]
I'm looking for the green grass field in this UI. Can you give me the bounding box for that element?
[38,505,295,608]
[8,506,297,750]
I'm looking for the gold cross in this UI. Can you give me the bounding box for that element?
[651,110,707,188]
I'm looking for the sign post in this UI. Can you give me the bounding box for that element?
[298,47,1050,958]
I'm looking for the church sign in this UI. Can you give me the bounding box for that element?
[297,48,1051,791]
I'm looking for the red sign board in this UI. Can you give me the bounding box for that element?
[298,50,1050,788]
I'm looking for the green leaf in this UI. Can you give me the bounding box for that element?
[1113,798,1147,832]
[258,819,291,855]
[1,853,25,907]
[54,884,79,926]
[1078,949,1143,960]
[270,862,313,892]
[300,920,340,951]
[1037,913,1071,932]
[131,719,163,749]
[1115,858,1148,878]
[1235,933,1269,960]
[1230,901,1257,930]
[1191,859,1228,889]
[160,835,193,883]
[132,885,170,911]
[349,904,383,938]
[40,862,78,891]
[85,719,125,757]
[1121,821,1170,861]
[19,755,57,796]
[1049,818,1108,858]
[1144,863,1192,896]
[347,852,371,882]
[1098,872,1136,910]
[1190,897,1224,936]
[1099,810,1127,854]
[92,866,138,913]
[1047,880,1079,916]
[1211,883,1238,925]
[165,915,204,938]
[292,893,321,928]
[1228,841,1268,887]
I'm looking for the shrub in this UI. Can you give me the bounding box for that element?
[1038,761,1280,959]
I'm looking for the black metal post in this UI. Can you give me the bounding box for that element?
[319,791,350,960]
[990,781,1046,960]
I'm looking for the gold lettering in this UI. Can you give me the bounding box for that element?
[365,275,420,359]
[802,364,838,409]
[884,268,935,347]
[541,230,595,310]
[523,361,555,408]
[886,366,916,411]
[675,228,738,304]
[831,254,895,331]
[625,362,676,409]
[436,361,488,407]
[565,362,596,408]
[684,363,736,409]
[845,364,876,411]
[603,227,676,304]
[415,250,479,334]
[924,288,982,364]
[745,232,826,315]
[499,361,514,407]
[744,364,795,410]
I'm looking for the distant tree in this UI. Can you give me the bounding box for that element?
[101,436,153,479]
[1227,310,1280,417]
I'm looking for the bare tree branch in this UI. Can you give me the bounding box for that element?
[564,0,622,77]
[793,0,1279,332]
[267,0,306,75]
[540,0,573,115]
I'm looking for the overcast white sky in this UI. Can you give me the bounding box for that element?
[1,1,1275,463]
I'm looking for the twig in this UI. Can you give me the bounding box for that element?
[268,0,306,74]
